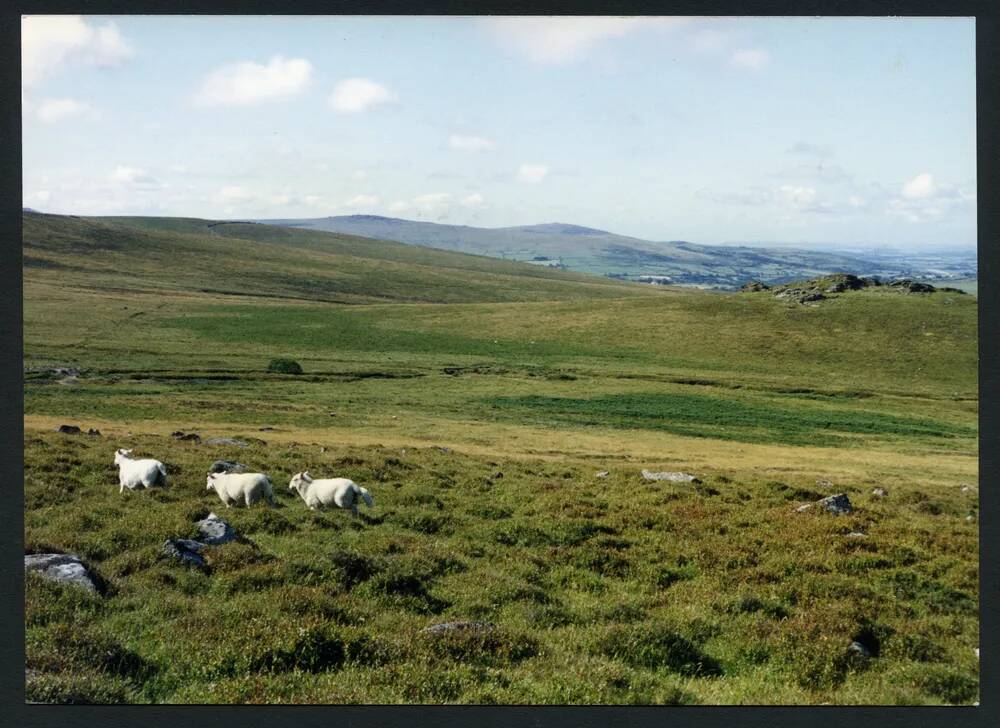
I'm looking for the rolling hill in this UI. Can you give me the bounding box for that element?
[22,212,654,305]
[258,214,920,288]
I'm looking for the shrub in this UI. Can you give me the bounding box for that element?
[266,358,303,375]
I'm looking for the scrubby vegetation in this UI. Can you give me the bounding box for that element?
[23,213,978,704]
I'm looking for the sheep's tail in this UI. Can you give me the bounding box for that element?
[156,463,168,487]
[358,486,374,509]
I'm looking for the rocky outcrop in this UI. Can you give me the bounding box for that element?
[25,553,98,592]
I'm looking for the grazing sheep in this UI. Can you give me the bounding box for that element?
[114,448,167,494]
[288,471,374,516]
[206,471,275,508]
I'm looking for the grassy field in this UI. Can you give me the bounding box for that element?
[23,213,979,704]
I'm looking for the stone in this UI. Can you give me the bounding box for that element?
[960,484,976,494]
[795,504,813,513]
[740,281,771,292]
[195,512,236,546]
[161,539,207,569]
[596,471,610,478]
[642,469,701,483]
[816,479,834,488]
[421,621,495,635]
[86,428,101,437]
[259,426,276,432]
[53,367,80,378]
[817,493,853,515]
[872,487,888,497]
[171,431,201,442]
[848,640,872,659]
[846,532,868,538]
[56,425,81,435]
[434,446,452,454]
[204,437,251,447]
[209,460,246,474]
[25,553,97,592]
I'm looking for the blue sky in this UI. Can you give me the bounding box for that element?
[22,15,976,249]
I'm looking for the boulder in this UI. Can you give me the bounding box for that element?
[848,640,873,659]
[740,281,771,292]
[56,425,81,435]
[195,512,236,546]
[846,532,868,538]
[86,428,101,437]
[161,539,207,569]
[204,437,251,448]
[817,493,853,515]
[871,487,888,498]
[25,553,97,592]
[888,279,936,294]
[595,471,609,478]
[642,469,701,484]
[171,431,201,442]
[421,621,495,635]
[209,460,246,474]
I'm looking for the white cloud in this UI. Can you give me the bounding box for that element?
[448,134,495,152]
[110,166,163,190]
[461,193,485,208]
[22,15,132,88]
[787,141,833,159]
[24,190,51,206]
[217,185,255,202]
[517,164,549,184]
[779,185,817,206]
[731,48,770,70]
[329,78,397,113]
[34,97,94,124]
[344,194,380,209]
[902,172,936,199]
[485,17,682,65]
[194,56,313,107]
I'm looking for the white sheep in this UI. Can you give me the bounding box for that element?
[114,448,167,494]
[206,471,276,508]
[288,471,374,516]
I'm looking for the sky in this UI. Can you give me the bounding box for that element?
[21,15,977,250]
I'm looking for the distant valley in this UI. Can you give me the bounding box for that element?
[260,214,977,290]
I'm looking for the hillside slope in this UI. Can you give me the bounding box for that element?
[260,214,890,287]
[23,213,653,304]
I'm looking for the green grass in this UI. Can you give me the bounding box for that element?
[22,212,979,704]
[24,432,979,704]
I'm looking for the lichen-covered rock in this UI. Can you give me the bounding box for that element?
[161,539,207,569]
[817,493,853,514]
[195,512,236,545]
[24,553,97,592]
[642,469,701,483]
[209,460,246,474]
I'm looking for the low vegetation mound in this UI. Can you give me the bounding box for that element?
[744,273,966,304]
[266,358,303,375]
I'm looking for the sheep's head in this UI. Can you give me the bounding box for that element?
[206,473,217,491]
[114,448,133,464]
[289,471,312,491]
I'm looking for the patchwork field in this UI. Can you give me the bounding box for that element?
[23,213,979,704]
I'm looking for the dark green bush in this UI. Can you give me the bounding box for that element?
[596,623,723,676]
[266,358,303,375]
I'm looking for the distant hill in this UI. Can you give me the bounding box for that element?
[22,212,655,305]
[259,214,912,289]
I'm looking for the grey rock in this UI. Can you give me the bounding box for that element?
[817,493,853,514]
[209,460,246,474]
[848,640,872,659]
[434,446,452,454]
[642,469,701,483]
[595,471,610,478]
[53,367,80,378]
[872,487,888,497]
[86,428,101,437]
[846,532,868,538]
[816,479,834,488]
[161,539,207,568]
[56,424,81,435]
[421,621,495,635]
[795,503,813,513]
[205,437,251,448]
[196,512,236,545]
[259,426,277,432]
[171,431,201,442]
[25,553,97,592]
[960,484,977,494]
